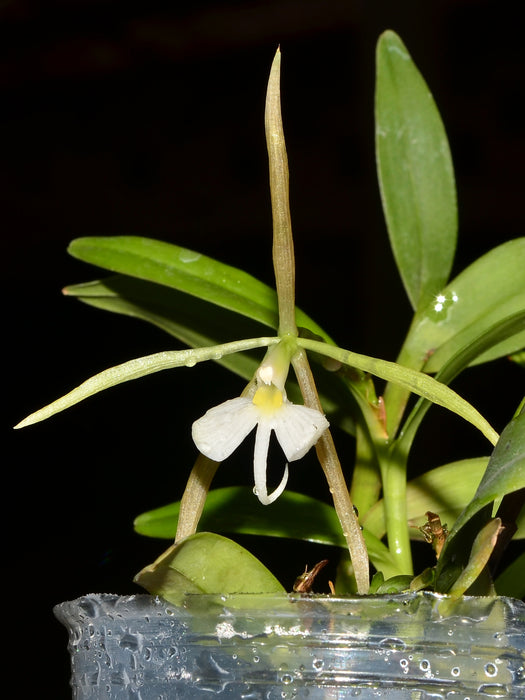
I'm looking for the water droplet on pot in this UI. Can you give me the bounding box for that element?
[484,662,498,677]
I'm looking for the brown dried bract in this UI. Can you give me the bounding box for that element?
[293,559,329,593]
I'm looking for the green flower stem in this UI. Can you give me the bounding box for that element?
[265,48,297,337]
[175,454,221,542]
[292,348,370,594]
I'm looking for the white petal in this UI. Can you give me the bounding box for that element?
[272,402,329,461]
[253,423,289,505]
[192,397,258,461]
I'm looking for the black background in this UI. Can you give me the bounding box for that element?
[3,1,524,696]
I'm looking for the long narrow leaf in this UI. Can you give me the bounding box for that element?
[67,236,331,342]
[64,276,268,380]
[134,486,401,579]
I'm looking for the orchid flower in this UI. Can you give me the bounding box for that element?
[192,345,329,505]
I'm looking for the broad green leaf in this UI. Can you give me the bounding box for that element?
[67,236,331,342]
[375,30,457,311]
[404,239,525,373]
[134,532,285,605]
[436,408,525,587]
[14,337,278,428]
[134,486,401,579]
[297,337,499,445]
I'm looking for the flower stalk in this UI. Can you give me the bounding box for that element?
[266,48,369,592]
[175,453,221,542]
[292,349,370,593]
[265,47,297,337]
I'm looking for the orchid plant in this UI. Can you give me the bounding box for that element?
[16,32,525,601]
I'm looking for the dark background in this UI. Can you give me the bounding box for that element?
[3,1,524,696]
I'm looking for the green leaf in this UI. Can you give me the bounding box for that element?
[135,487,344,543]
[134,532,285,605]
[436,408,525,587]
[446,518,502,598]
[67,236,331,342]
[445,408,525,543]
[134,486,401,579]
[375,30,457,311]
[14,336,278,428]
[368,571,414,595]
[405,239,525,373]
[64,276,270,381]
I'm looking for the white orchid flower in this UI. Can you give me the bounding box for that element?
[192,356,329,505]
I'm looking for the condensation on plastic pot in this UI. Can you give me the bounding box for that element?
[54,591,525,699]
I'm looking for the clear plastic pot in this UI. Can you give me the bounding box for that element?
[54,591,525,698]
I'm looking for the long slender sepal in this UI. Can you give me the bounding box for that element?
[15,337,279,429]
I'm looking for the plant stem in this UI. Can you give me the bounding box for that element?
[380,452,413,574]
[264,50,369,588]
[293,349,370,594]
[351,420,382,517]
[265,47,297,337]
[175,454,220,542]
